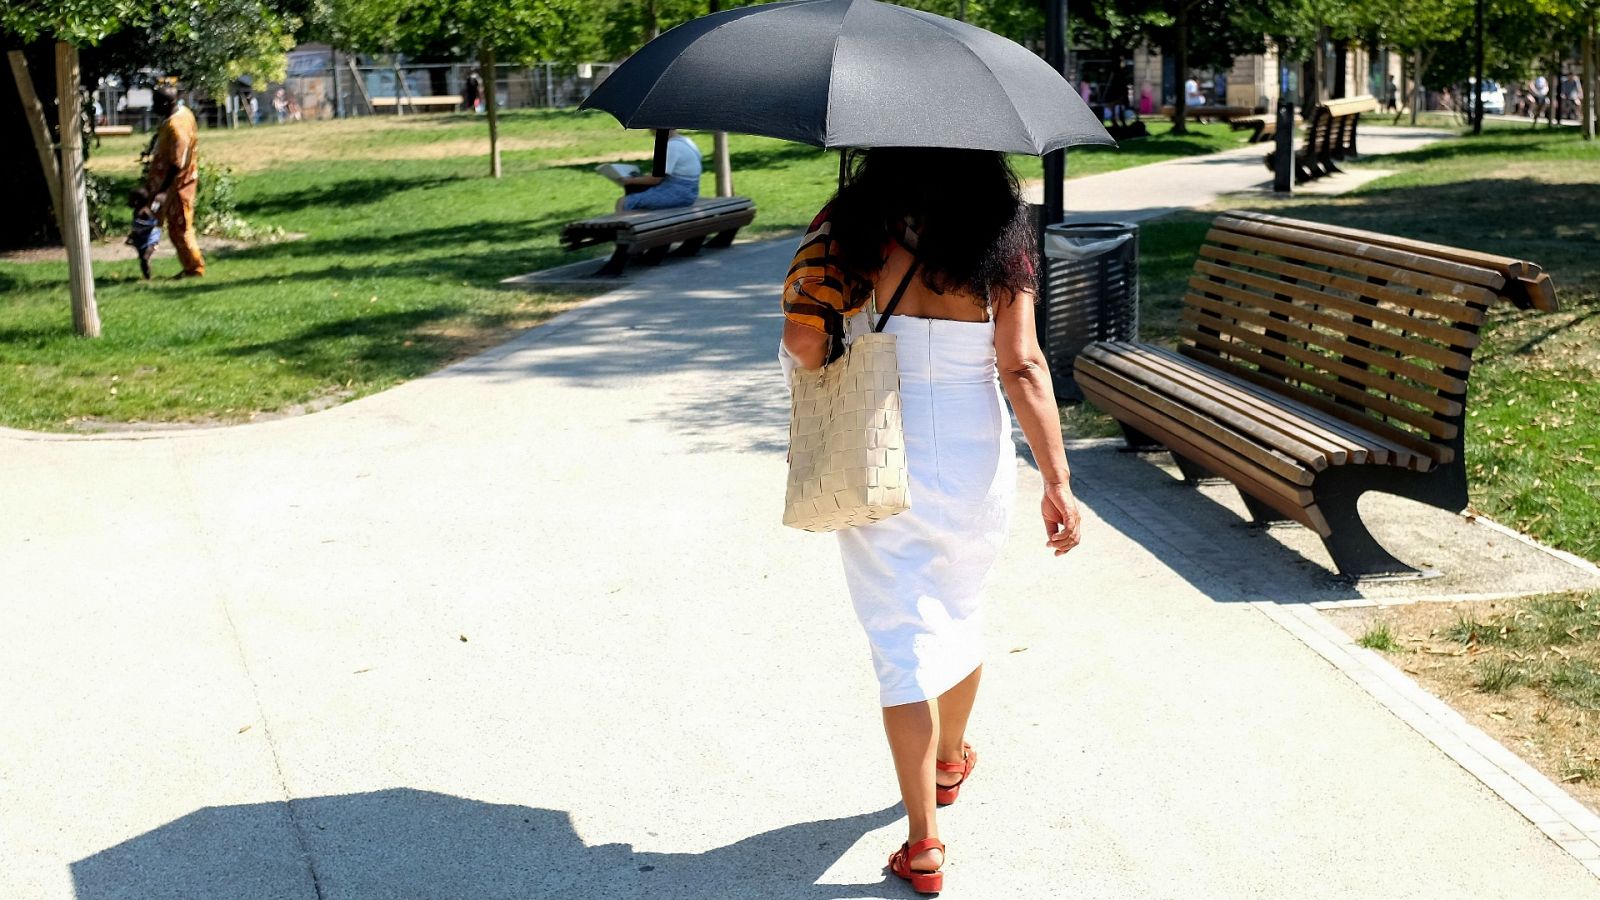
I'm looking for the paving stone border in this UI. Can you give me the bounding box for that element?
[1255,596,1600,878]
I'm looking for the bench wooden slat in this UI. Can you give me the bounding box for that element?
[1212,218,1506,299]
[1092,344,1358,466]
[1198,245,1488,336]
[1178,344,1454,464]
[1107,343,1430,471]
[620,211,754,248]
[1087,345,1357,466]
[1077,358,1322,482]
[1224,210,1536,282]
[1076,373,1324,522]
[1180,307,1463,417]
[1184,274,1471,393]
[1209,227,1497,321]
[1181,326,1460,442]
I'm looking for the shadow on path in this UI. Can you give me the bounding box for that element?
[72,788,910,900]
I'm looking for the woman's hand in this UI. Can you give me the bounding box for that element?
[1042,481,1081,556]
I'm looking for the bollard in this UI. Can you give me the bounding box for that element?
[1273,100,1295,193]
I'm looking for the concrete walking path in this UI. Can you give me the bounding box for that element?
[5,128,1600,899]
[1023,125,1455,221]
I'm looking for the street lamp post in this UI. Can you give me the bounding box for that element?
[1473,0,1485,134]
[1043,0,1067,226]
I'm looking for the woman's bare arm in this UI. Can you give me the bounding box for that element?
[993,289,1082,555]
[782,321,830,371]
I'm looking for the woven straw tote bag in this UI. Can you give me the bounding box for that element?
[782,260,920,532]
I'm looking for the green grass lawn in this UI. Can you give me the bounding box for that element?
[1096,125,1600,560]
[0,110,1245,431]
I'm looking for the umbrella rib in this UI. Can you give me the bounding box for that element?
[897,12,1039,153]
[822,6,849,148]
[626,1,828,130]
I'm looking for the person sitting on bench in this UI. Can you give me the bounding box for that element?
[614,130,703,213]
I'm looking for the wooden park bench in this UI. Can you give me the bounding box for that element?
[1160,104,1257,123]
[370,95,463,112]
[560,196,757,277]
[1262,95,1378,184]
[1073,210,1558,579]
[1229,114,1276,143]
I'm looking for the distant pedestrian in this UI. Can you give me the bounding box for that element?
[1138,81,1154,116]
[125,186,162,280]
[272,87,288,124]
[144,86,205,278]
[1212,72,1227,106]
[1184,77,1206,107]
[1560,74,1582,122]
[463,68,484,113]
[1385,75,1398,112]
[1533,75,1551,122]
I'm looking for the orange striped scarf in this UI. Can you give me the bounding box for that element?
[781,207,869,339]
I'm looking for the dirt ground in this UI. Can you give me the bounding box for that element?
[1326,597,1600,814]
[0,233,303,264]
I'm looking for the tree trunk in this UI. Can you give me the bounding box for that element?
[8,50,63,233]
[1309,29,1325,107]
[481,47,501,178]
[1585,15,1596,141]
[1172,3,1190,136]
[1411,49,1424,125]
[1395,52,1408,124]
[54,43,101,338]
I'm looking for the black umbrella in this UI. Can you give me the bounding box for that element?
[580,0,1112,155]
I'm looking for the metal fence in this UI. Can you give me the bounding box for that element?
[92,58,621,131]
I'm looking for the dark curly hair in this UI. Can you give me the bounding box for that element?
[827,147,1038,306]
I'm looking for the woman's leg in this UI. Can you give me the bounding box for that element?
[935,665,983,786]
[882,700,944,871]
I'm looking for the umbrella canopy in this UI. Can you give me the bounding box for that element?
[580,0,1113,156]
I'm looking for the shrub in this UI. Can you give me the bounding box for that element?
[195,161,280,241]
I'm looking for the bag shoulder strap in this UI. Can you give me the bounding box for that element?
[874,248,920,333]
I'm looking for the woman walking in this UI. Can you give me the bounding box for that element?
[779,148,1083,893]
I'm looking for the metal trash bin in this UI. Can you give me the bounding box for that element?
[1039,221,1140,400]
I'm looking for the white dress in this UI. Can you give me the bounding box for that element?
[834,314,1017,707]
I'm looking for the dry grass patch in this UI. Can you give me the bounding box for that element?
[1328,593,1600,812]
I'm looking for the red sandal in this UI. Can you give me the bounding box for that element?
[935,743,977,806]
[889,837,946,894]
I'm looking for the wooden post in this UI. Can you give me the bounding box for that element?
[347,57,374,114]
[708,0,733,196]
[713,131,732,197]
[54,43,101,338]
[392,58,408,116]
[481,47,501,178]
[7,50,63,232]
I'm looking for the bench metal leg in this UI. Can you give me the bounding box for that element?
[1117,422,1165,452]
[1239,491,1293,526]
[1170,452,1229,486]
[705,228,739,249]
[593,245,630,277]
[641,245,670,266]
[669,235,706,258]
[1314,483,1421,579]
